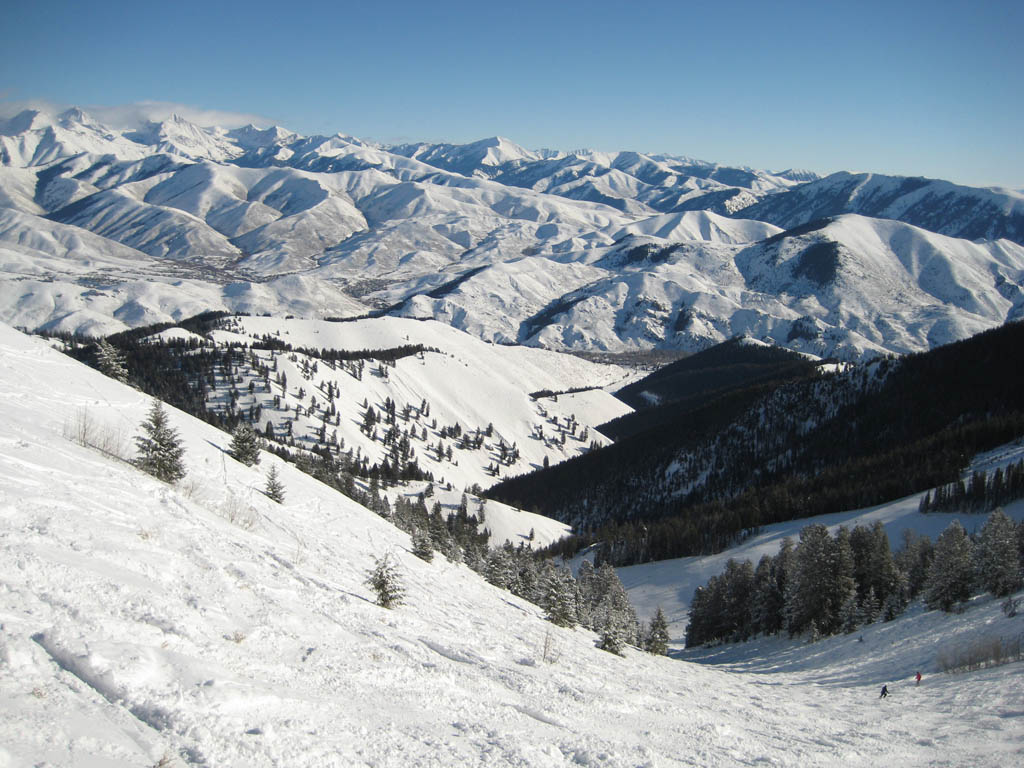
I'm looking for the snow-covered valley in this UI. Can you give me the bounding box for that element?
[2,314,1023,766]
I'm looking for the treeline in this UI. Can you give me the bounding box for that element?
[516,321,1024,566]
[543,415,1024,565]
[919,459,1024,515]
[686,510,1024,647]
[529,386,600,400]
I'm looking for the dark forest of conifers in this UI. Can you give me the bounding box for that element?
[488,322,1024,566]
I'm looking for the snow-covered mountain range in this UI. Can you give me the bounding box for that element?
[2,106,1024,359]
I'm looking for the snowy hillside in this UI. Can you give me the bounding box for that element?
[193,314,633,494]
[1,106,1023,359]
[407,214,1024,358]
[3,320,1023,766]
[734,171,1024,245]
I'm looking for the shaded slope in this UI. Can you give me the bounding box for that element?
[489,322,1024,563]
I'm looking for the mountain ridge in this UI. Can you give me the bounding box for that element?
[1,106,1023,361]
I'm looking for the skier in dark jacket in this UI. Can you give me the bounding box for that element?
[879,684,889,698]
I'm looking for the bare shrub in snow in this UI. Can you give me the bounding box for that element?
[541,628,561,664]
[218,490,259,531]
[176,476,204,500]
[63,407,131,461]
[936,633,1023,673]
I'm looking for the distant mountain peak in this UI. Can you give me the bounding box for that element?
[0,108,53,136]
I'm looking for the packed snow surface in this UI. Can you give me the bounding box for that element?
[1,324,1022,766]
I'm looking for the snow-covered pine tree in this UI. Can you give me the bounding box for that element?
[851,521,900,609]
[975,508,1023,597]
[541,564,578,628]
[411,527,434,562]
[95,338,129,383]
[924,520,975,612]
[591,563,639,650]
[575,559,596,629]
[366,553,404,608]
[229,423,262,466]
[860,586,881,625]
[684,584,713,647]
[135,400,186,483]
[785,524,847,637]
[599,623,627,656]
[264,465,285,503]
[881,570,909,621]
[484,548,515,590]
[645,606,670,655]
[839,587,860,633]
[895,529,934,598]
[750,552,786,636]
[722,558,755,641]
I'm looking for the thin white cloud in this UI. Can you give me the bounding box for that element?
[0,98,278,130]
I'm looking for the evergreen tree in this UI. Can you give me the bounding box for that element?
[860,586,881,625]
[975,508,1022,597]
[839,587,860,633]
[751,553,785,636]
[591,563,639,649]
[685,583,714,647]
[542,565,578,628]
[752,540,793,637]
[575,559,597,629]
[867,521,900,607]
[264,465,285,503]
[229,422,262,466]
[95,339,129,383]
[599,623,627,656]
[485,548,515,590]
[785,525,845,636]
[881,570,909,621]
[366,553,404,608]
[1017,520,1024,569]
[895,529,933,598]
[411,527,435,562]
[924,521,975,612]
[135,400,186,483]
[722,558,755,641]
[645,607,670,655]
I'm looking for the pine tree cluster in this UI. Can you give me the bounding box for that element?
[686,511,1024,647]
[918,460,1024,515]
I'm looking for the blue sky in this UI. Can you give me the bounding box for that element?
[3,0,1022,188]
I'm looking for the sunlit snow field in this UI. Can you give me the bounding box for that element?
[1,323,1021,767]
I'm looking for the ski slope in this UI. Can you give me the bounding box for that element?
[1,323,1021,767]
